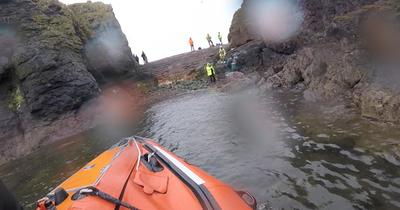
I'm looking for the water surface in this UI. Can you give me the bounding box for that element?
[1,89,400,210]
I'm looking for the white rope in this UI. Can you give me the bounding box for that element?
[132,137,141,171]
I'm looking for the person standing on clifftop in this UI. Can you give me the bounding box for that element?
[189,37,195,52]
[205,63,216,83]
[218,32,223,45]
[206,34,214,47]
[141,51,148,64]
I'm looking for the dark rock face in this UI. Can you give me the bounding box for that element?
[68,3,139,84]
[0,0,12,4]
[228,6,258,47]
[0,0,148,163]
[2,0,100,121]
[228,0,400,122]
[229,0,379,48]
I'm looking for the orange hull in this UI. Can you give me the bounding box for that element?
[36,136,256,210]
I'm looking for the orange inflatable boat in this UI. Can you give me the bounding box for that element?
[36,136,256,210]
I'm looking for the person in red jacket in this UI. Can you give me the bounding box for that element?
[189,37,195,52]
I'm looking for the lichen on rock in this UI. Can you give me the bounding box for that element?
[7,86,23,111]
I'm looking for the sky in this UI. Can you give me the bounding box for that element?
[58,0,242,62]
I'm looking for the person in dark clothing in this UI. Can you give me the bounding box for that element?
[0,179,23,210]
[231,56,240,72]
[133,54,139,63]
[141,51,148,64]
[226,56,233,71]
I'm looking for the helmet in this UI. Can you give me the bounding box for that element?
[207,63,210,65]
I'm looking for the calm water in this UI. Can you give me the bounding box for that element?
[1,89,400,210]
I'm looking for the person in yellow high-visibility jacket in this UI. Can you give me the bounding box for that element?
[218,32,223,45]
[219,46,226,63]
[205,63,216,83]
[206,34,214,47]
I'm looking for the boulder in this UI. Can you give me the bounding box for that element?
[234,41,264,67]
[264,40,297,55]
[226,71,245,83]
[337,137,356,149]
[303,89,321,102]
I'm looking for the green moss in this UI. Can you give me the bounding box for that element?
[67,2,116,42]
[8,86,24,112]
[33,14,49,25]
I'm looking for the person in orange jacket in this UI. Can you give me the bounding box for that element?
[189,37,195,52]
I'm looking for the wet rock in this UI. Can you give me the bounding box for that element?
[247,72,262,84]
[234,41,264,67]
[256,77,266,87]
[303,89,320,102]
[354,88,400,122]
[264,40,297,55]
[337,137,356,150]
[226,71,244,82]
[295,82,307,90]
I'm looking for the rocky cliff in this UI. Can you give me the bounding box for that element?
[228,0,400,122]
[0,0,151,163]
[141,47,222,85]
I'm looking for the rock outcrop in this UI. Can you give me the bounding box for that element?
[141,47,222,85]
[228,0,400,122]
[0,0,152,163]
[68,2,140,84]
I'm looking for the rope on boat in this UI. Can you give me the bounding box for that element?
[133,137,141,171]
[78,187,140,210]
